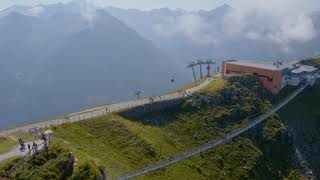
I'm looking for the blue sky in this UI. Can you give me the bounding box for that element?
[0,0,319,12]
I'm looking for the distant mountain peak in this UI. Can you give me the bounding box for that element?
[218,4,232,9]
[209,4,232,14]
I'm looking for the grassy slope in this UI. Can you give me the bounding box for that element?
[47,77,300,179]
[0,137,16,154]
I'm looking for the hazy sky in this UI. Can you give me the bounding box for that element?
[0,0,229,11]
[1,0,319,12]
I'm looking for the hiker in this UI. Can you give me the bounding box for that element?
[32,142,37,153]
[34,143,38,153]
[169,156,173,161]
[41,132,46,141]
[18,139,25,151]
[44,140,48,151]
[28,144,31,151]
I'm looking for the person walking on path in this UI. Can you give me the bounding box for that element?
[34,142,38,153]
[41,132,47,141]
[27,144,31,151]
[18,139,25,152]
[44,141,47,150]
[27,144,32,156]
[32,142,37,153]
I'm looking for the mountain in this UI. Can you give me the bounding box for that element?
[0,3,183,130]
[0,5,30,17]
[279,81,320,177]
[30,10,181,119]
[106,5,320,62]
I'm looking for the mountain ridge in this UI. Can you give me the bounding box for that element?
[0,2,183,130]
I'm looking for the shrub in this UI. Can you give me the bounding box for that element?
[72,161,101,180]
[1,142,74,180]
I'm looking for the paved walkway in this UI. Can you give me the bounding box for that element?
[0,78,213,137]
[0,140,43,162]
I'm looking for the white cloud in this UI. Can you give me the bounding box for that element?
[27,5,44,16]
[152,0,318,53]
[153,14,217,45]
[228,0,318,45]
[223,9,246,36]
[77,0,97,24]
[246,31,262,40]
[224,8,318,50]
[231,0,318,15]
[275,14,317,43]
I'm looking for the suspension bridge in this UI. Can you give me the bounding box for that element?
[117,79,313,180]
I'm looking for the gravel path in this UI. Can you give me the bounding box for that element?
[0,140,43,162]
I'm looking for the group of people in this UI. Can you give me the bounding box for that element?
[177,90,187,97]
[28,142,39,154]
[18,139,38,154]
[149,97,155,103]
[18,131,49,155]
[149,96,164,103]
[18,139,25,150]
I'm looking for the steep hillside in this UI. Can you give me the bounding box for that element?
[279,80,320,176]
[0,76,303,179]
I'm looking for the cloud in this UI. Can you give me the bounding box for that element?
[77,0,97,24]
[222,9,247,37]
[268,14,317,43]
[27,5,44,16]
[225,8,318,52]
[153,0,318,53]
[231,0,319,16]
[226,0,318,48]
[153,14,218,45]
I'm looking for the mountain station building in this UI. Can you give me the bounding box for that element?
[221,60,318,94]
